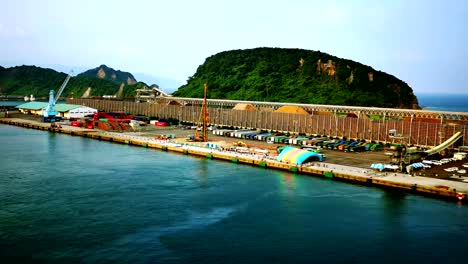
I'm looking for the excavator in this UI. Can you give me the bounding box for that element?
[187,83,209,142]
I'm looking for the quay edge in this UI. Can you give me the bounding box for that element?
[1,117,467,202]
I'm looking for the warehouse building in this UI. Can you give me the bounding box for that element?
[16,102,98,119]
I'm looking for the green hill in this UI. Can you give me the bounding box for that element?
[0,65,151,99]
[173,48,419,109]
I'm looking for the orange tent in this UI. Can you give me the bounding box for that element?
[233,103,257,111]
[274,105,309,115]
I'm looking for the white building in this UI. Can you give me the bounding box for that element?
[64,105,98,119]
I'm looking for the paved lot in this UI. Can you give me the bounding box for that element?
[121,124,390,169]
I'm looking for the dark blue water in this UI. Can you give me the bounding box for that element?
[1,125,468,263]
[417,93,468,112]
[0,100,62,107]
[0,101,24,107]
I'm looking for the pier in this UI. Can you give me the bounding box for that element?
[1,117,467,201]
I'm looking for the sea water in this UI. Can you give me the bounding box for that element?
[417,93,468,112]
[1,125,467,263]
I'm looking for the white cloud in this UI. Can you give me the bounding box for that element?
[0,23,27,38]
[14,26,26,37]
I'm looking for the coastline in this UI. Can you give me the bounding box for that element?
[1,117,467,202]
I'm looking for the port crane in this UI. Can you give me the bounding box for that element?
[43,71,73,122]
[188,83,209,142]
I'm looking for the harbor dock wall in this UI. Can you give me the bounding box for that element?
[1,117,466,202]
[68,99,468,147]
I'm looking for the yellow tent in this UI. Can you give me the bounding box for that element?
[274,105,309,115]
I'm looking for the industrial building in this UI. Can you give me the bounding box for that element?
[16,102,97,119]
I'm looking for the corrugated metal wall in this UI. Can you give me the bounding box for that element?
[69,99,468,147]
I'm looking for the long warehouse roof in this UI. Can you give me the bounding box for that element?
[16,102,83,112]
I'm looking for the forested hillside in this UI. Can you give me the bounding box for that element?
[173,48,419,109]
[0,65,150,99]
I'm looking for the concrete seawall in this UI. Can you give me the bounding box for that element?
[1,117,467,202]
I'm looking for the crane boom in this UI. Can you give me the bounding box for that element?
[43,71,73,121]
[54,71,73,103]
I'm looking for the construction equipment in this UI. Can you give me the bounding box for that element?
[43,71,73,122]
[232,141,248,147]
[188,83,209,142]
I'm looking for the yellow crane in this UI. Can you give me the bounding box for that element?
[189,83,209,142]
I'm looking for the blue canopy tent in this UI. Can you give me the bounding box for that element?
[370,163,385,171]
[277,146,323,165]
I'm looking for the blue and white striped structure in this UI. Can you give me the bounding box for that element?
[370,163,385,171]
[206,143,219,149]
[411,162,424,169]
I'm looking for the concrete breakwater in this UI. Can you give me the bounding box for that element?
[1,117,467,202]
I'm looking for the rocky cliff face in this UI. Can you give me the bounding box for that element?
[81,87,92,98]
[316,59,336,77]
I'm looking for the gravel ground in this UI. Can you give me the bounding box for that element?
[413,159,468,181]
[123,123,393,169]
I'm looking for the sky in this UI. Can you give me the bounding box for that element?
[1,0,467,94]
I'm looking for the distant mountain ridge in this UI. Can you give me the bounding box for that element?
[173,47,419,109]
[31,64,180,93]
[0,65,159,99]
[78,64,137,85]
